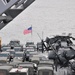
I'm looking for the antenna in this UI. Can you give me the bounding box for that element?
[37,33,41,40]
[42,31,44,40]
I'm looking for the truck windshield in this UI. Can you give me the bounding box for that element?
[0,54,8,57]
[15,54,23,57]
[10,73,26,75]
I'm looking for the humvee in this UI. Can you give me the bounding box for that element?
[18,62,34,75]
[0,62,32,75]
[0,65,13,75]
[37,59,54,75]
[38,66,54,75]
[1,46,10,52]
[9,68,29,75]
[0,52,10,63]
[39,60,54,68]
[13,52,24,62]
[29,55,40,64]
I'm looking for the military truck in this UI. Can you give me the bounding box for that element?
[0,65,13,75]
[39,60,54,69]
[9,67,29,75]
[37,66,54,75]
[37,42,42,51]
[1,46,11,52]
[37,58,54,75]
[0,52,10,63]
[29,55,40,65]
[13,52,24,62]
[1,40,23,52]
[9,40,20,46]
[18,62,34,75]
[0,62,33,75]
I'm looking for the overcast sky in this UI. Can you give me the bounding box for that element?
[0,0,75,44]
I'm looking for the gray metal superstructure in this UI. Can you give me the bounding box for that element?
[0,0,35,29]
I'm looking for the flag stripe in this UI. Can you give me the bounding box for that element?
[23,26,32,35]
[28,27,32,30]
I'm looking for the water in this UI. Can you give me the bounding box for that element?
[0,0,75,44]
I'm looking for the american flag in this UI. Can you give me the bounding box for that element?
[23,26,32,35]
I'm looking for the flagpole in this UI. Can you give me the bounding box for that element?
[31,25,32,35]
[31,25,32,42]
[42,31,44,40]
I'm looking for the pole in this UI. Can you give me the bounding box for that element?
[42,31,43,40]
[37,33,41,40]
[42,31,44,53]
[31,25,32,42]
[0,37,1,51]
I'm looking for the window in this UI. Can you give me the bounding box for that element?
[43,71,49,75]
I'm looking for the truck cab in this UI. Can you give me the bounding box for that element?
[38,60,54,75]
[9,68,29,75]
[38,66,54,75]
[0,65,13,75]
